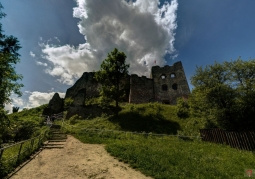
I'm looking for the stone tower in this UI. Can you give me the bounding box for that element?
[150,61,190,104]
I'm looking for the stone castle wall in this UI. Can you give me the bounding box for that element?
[65,61,190,105]
[65,72,101,99]
[129,75,154,103]
[150,61,190,104]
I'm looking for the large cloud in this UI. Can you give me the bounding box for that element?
[40,0,178,85]
[4,91,65,113]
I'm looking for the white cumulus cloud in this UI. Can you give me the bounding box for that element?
[36,61,48,66]
[30,51,36,57]
[40,0,178,85]
[4,91,65,113]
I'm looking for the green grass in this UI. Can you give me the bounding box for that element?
[68,130,255,179]
[0,129,49,178]
[60,102,255,179]
[6,102,254,178]
[0,104,50,178]
[106,138,255,179]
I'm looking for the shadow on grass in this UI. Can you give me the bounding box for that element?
[108,111,181,135]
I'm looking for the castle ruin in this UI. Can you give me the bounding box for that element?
[65,61,190,105]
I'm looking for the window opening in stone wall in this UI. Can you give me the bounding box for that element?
[162,100,170,104]
[172,83,177,90]
[170,73,176,78]
[162,84,168,91]
[161,74,166,80]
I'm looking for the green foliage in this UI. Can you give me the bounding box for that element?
[84,97,100,106]
[176,98,190,118]
[64,97,73,110]
[95,48,129,115]
[191,58,255,131]
[0,3,23,107]
[69,114,82,125]
[13,120,39,141]
[0,107,10,145]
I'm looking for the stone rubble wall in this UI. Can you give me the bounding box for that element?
[129,75,154,103]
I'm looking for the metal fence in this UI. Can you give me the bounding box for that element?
[0,129,49,177]
[200,129,255,151]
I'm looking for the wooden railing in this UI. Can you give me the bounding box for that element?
[0,129,49,178]
[200,129,255,151]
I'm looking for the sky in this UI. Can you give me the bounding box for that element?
[1,0,255,112]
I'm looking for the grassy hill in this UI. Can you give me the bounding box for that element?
[4,102,255,178]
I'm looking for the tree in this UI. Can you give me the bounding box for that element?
[190,58,255,131]
[0,3,23,107]
[95,48,129,115]
[12,106,19,113]
[0,3,23,145]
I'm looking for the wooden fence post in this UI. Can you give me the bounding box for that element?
[0,149,4,161]
[16,143,24,164]
[30,139,34,152]
[38,135,41,148]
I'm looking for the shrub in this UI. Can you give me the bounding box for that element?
[64,98,73,110]
[176,98,190,118]
[69,114,82,125]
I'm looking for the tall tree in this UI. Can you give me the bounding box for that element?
[95,48,129,115]
[0,3,23,108]
[190,58,255,131]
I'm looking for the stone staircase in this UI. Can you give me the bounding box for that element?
[44,124,67,149]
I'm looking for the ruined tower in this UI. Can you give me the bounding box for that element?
[150,61,190,104]
[129,61,190,104]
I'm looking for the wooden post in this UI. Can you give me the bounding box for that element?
[0,149,4,161]
[30,139,34,152]
[16,143,24,164]
[38,135,41,148]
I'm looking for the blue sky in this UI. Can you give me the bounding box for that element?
[1,0,255,111]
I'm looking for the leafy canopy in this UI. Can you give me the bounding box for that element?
[0,3,23,107]
[95,48,129,114]
[190,57,255,131]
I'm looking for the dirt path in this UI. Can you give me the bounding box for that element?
[10,135,152,179]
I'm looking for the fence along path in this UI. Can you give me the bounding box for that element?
[60,117,201,140]
[0,112,64,178]
[0,129,49,178]
[200,129,255,151]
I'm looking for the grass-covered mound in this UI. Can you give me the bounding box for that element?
[62,102,205,137]
[2,104,48,144]
[60,102,255,179]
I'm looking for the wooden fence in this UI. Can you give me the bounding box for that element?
[200,129,255,151]
[0,129,49,178]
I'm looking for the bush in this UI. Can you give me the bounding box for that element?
[13,120,39,142]
[64,98,73,110]
[176,98,190,118]
[69,114,82,125]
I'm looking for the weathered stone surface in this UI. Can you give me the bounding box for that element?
[129,75,154,103]
[43,93,64,115]
[66,105,114,119]
[65,72,101,100]
[150,61,190,104]
[72,88,86,106]
[64,61,190,107]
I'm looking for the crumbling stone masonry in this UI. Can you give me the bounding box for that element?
[65,61,190,106]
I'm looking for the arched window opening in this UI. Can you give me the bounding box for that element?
[172,83,178,90]
[161,74,166,80]
[162,84,168,91]
[170,73,176,78]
